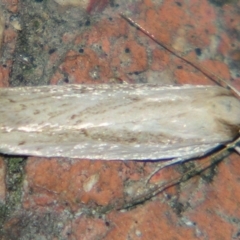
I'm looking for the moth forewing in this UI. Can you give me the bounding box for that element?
[0,84,239,161]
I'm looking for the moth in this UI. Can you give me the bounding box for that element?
[0,83,239,161]
[0,15,239,168]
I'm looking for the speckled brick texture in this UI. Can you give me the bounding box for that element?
[0,158,6,204]
[0,0,240,239]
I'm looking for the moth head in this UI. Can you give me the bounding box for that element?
[210,95,240,128]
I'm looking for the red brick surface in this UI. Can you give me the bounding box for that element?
[1,0,240,239]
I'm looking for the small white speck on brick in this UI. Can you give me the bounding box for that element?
[83,173,99,192]
[135,229,142,237]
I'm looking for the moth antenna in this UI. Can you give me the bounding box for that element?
[120,13,240,98]
[119,13,240,207]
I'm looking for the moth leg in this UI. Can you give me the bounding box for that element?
[123,140,240,210]
[226,136,240,154]
[146,136,240,186]
[234,146,240,154]
[145,156,192,184]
